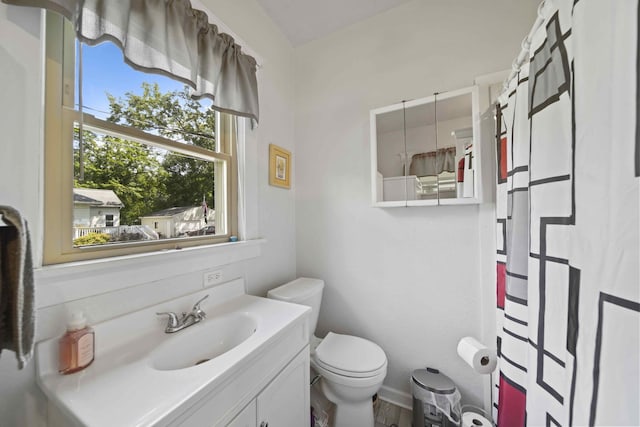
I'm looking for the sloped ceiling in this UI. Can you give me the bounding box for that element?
[256,0,413,46]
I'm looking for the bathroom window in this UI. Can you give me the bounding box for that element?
[43,14,238,264]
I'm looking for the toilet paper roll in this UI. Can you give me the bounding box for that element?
[462,411,492,427]
[457,337,497,374]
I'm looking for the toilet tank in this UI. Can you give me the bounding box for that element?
[267,277,324,336]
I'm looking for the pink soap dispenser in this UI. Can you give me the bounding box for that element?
[58,311,95,375]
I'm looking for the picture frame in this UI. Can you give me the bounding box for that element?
[269,144,291,189]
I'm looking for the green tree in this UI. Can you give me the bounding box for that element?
[74,83,217,225]
[75,130,169,224]
[107,83,217,209]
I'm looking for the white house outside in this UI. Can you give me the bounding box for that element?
[73,188,161,242]
[140,206,215,239]
[73,188,124,227]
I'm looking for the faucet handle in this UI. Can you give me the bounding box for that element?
[192,294,209,310]
[192,294,209,318]
[156,311,180,328]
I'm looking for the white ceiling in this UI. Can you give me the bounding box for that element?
[256,0,413,46]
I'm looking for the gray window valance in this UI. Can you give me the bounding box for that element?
[3,0,259,122]
[409,147,456,177]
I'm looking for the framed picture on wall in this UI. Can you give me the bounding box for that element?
[269,144,291,189]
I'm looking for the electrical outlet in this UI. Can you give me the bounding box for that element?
[203,270,223,287]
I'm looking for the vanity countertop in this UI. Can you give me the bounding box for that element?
[36,279,310,427]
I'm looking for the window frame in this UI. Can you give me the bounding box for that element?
[43,13,238,265]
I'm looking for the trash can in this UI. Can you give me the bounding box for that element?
[411,367,461,427]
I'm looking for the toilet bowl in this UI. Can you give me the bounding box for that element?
[312,332,387,426]
[267,278,387,427]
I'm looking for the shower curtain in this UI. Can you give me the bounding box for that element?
[494,1,639,426]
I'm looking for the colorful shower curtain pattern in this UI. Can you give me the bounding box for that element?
[494,1,639,426]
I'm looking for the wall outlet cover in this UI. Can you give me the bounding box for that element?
[203,270,223,287]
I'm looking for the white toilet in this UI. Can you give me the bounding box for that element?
[267,277,387,427]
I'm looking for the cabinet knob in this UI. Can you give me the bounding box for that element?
[260,422,268,427]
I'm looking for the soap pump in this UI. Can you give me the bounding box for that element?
[58,311,95,375]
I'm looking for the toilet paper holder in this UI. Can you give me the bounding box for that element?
[456,337,497,375]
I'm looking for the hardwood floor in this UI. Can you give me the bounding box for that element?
[311,384,412,427]
[374,398,412,427]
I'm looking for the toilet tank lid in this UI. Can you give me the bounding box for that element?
[267,277,324,301]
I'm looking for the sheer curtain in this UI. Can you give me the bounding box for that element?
[3,0,260,122]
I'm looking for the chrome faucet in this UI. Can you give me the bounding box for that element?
[157,295,208,333]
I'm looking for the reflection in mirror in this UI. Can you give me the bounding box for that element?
[372,86,477,205]
[403,101,439,200]
[433,90,473,200]
[376,107,412,202]
[376,102,441,202]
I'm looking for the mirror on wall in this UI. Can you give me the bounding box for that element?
[370,85,480,207]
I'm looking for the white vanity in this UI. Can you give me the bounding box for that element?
[36,278,311,427]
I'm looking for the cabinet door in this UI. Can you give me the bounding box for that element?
[256,349,310,427]
[371,85,481,206]
[228,400,257,427]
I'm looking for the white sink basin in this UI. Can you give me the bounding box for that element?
[150,312,257,370]
[35,278,310,427]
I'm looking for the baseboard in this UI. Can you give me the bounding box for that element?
[378,385,412,410]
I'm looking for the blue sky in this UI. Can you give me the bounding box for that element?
[79,41,187,119]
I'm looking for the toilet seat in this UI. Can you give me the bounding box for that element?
[314,332,387,378]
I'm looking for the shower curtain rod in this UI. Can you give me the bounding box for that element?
[501,0,552,94]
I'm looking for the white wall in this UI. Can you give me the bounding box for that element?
[0,0,296,425]
[72,205,91,226]
[0,7,47,425]
[88,207,120,227]
[294,0,539,407]
[200,0,299,295]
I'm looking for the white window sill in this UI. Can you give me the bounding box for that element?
[35,239,266,308]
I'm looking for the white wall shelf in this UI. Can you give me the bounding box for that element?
[404,200,439,207]
[438,197,481,206]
